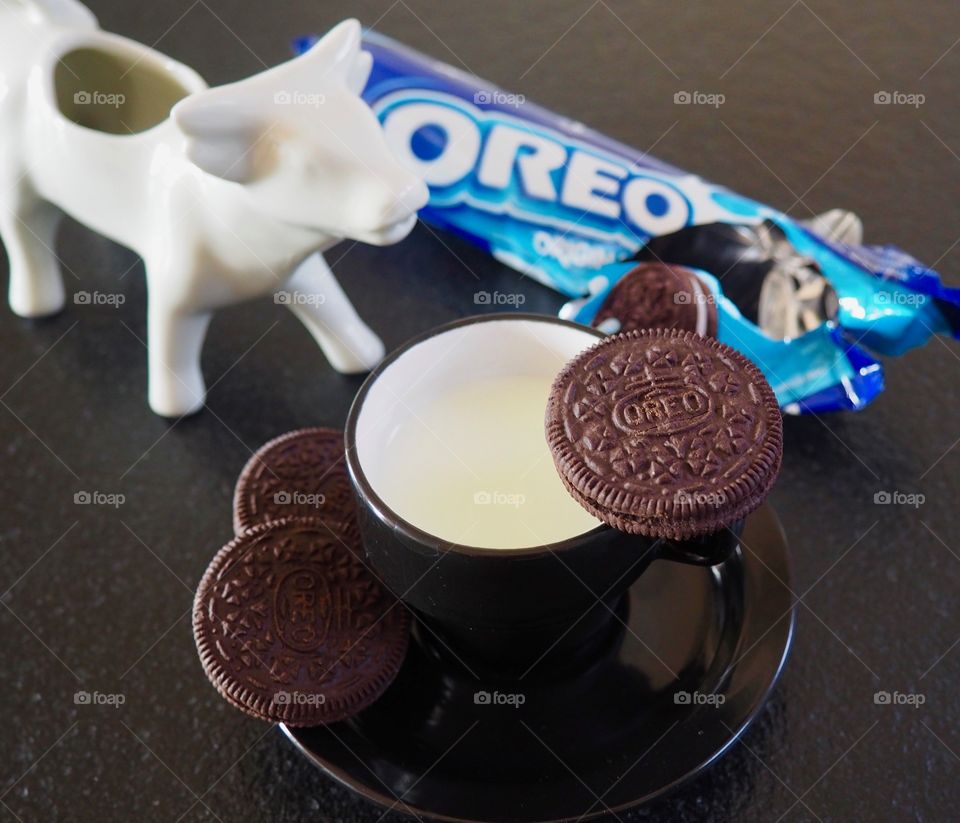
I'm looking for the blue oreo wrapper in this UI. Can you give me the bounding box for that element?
[295,32,960,413]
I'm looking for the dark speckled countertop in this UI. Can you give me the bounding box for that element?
[2,1,958,820]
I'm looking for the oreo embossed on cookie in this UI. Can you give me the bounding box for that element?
[592,263,718,337]
[193,517,410,726]
[546,328,782,540]
[233,428,356,534]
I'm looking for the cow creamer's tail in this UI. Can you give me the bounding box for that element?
[11,0,98,28]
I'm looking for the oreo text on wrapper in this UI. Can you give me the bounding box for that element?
[295,32,960,414]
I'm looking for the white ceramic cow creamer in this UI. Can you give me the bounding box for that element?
[0,0,428,416]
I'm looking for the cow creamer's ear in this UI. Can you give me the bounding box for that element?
[297,18,362,83]
[347,50,373,94]
[173,94,264,183]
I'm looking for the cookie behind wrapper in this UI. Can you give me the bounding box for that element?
[592,263,718,337]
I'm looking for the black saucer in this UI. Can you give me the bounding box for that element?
[283,505,794,822]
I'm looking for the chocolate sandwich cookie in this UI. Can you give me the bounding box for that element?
[546,328,782,540]
[233,428,356,534]
[193,516,410,726]
[592,262,718,337]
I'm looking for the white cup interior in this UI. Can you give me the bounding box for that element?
[354,317,601,542]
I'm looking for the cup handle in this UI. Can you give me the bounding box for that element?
[656,520,742,567]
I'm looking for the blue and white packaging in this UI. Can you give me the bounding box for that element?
[295,32,960,413]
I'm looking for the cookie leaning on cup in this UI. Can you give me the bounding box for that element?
[193,516,409,726]
[546,328,782,540]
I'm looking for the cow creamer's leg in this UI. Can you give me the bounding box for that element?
[2,198,65,318]
[281,252,385,373]
[146,300,211,417]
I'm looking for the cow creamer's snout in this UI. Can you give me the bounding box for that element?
[380,177,429,227]
[343,172,427,246]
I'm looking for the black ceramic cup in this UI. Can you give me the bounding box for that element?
[345,314,738,674]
